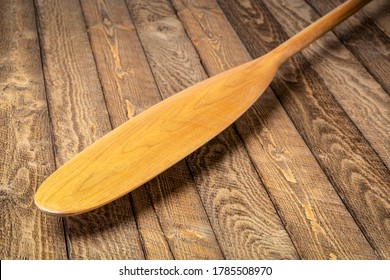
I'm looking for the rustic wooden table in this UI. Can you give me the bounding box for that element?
[1,0,389,260]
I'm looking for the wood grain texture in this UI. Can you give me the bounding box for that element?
[218,0,390,258]
[261,0,390,169]
[81,0,223,259]
[361,0,390,36]
[306,0,390,94]
[125,0,298,259]
[173,0,377,260]
[0,0,67,259]
[143,163,223,259]
[35,0,144,259]
[80,0,161,125]
[130,188,174,259]
[2,0,388,260]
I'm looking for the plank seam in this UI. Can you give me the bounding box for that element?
[182,159,227,260]
[62,218,72,260]
[232,123,303,259]
[77,0,115,129]
[32,0,70,260]
[127,194,150,259]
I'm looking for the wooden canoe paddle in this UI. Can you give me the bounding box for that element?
[35,0,373,215]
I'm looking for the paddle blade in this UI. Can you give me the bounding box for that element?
[35,56,278,215]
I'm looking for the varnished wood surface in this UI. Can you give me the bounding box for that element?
[1,0,389,259]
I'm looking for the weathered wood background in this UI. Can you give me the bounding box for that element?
[1,0,389,259]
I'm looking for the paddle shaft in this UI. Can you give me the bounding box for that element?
[271,0,372,63]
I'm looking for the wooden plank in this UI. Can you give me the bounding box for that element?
[81,0,223,259]
[80,0,164,126]
[361,0,390,36]
[305,0,390,94]
[260,0,390,169]
[126,0,299,259]
[0,0,66,259]
[130,188,174,259]
[218,0,390,258]
[172,0,378,259]
[35,0,144,259]
[144,164,224,259]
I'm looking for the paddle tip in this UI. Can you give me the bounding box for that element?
[34,187,81,216]
[34,198,68,216]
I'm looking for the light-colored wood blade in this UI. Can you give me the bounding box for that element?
[34,56,278,215]
[35,0,372,216]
